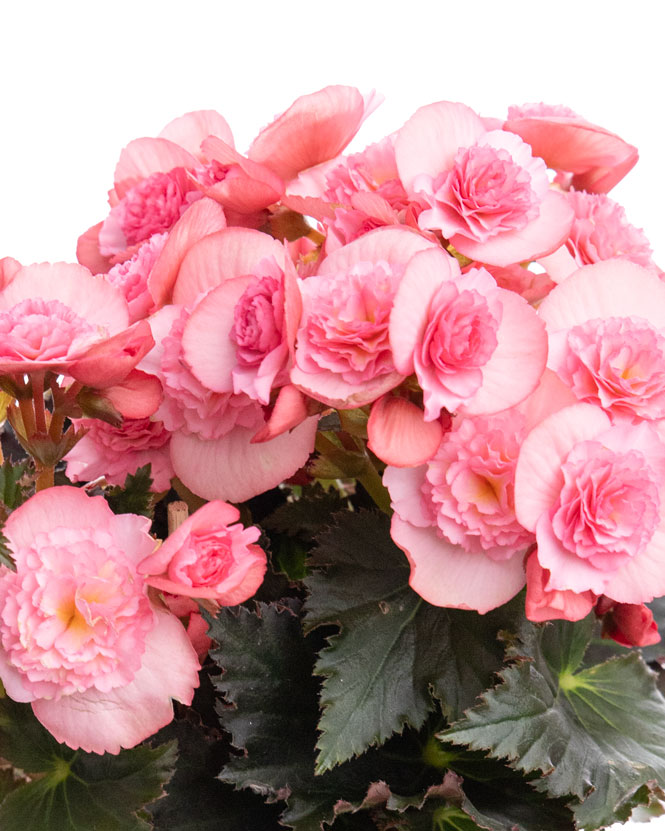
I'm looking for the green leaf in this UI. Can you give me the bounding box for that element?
[207,601,444,831]
[148,717,281,830]
[0,531,15,570]
[304,511,518,773]
[443,616,665,829]
[0,697,176,830]
[106,464,154,518]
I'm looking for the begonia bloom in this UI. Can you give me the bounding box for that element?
[138,501,266,604]
[515,403,665,602]
[0,487,199,754]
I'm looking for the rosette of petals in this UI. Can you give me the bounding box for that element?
[99,168,200,257]
[515,403,665,601]
[179,228,300,406]
[0,262,153,385]
[504,102,638,194]
[106,232,168,322]
[138,501,266,604]
[384,409,530,612]
[64,416,174,492]
[0,487,199,753]
[395,101,573,267]
[390,247,548,419]
[538,190,656,283]
[539,260,665,422]
[291,226,437,409]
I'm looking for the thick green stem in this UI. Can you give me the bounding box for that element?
[356,459,392,515]
[35,465,55,491]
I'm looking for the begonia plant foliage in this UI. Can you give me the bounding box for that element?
[1,86,665,830]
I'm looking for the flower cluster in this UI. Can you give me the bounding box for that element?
[1,86,663,762]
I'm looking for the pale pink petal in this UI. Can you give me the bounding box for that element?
[248,85,373,181]
[318,225,436,276]
[389,247,462,375]
[537,244,579,283]
[0,648,37,702]
[451,190,574,267]
[394,101,486,194]
[76,222,113,275]
[503,116,638,193]
[0,262,129,334]
[280,193,337,220]
[514,403,611,532]
[138,305,182,378]
[172,228,284,307]
[391,517,525,613]
[604,523,665,603]
[461,289,547,416]
[251,384,310,443]
[101,369,163,418]
[383,464,432,528]
[32,608,199,754]
[114,138,199,198]
[68,320,155,388]
[290,363,404,410]
[367,396,443,466]
[537,260,665,332]
[522,368,578,433]
[147,198,227,309]
[524,549,596,623]
[181,276,253,392]
[0,256,22,290]
[170,417,318,502]
[158,110,235,158]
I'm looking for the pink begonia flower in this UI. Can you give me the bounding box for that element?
[395,101,573,267]
[538,190,656,283]
[390,247,547,419]
[180,230,301,406]
[597,597,661,647]
[504,103,638,194]
[0,262,153,387]
[385,409,529,612]
[64,416,174,492]
[138,501,266,604]
[142,304,317,504]
[247,85,381,184]
[524,549,596,623]
[291,226,436,409]
[539,261,665,422]
[99,168,201,257]
[0,487,199,754]
[514,403,665,602]
[106,233,168,322]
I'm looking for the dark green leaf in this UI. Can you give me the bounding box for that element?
[0,531,15,570]
[0,697,175,830]
[0,459,29,511]
[262,486,350,539]
[443,616,665,829]
[148,717,280,830]
[304,511,517,773]
[208,601,443,831]
[106,464,154,517]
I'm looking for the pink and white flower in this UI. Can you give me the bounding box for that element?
[395,101,573,266]
[0,487,199,754]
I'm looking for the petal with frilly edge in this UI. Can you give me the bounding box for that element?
[158,110,235,158]
[390,517,525,613]
[394,101,485,195]
[113,137,199,198]
[0,262,129,334]
[537,260,665,333]
[451,190,574,268]
[514,403,611,532]
[368,395,443,467]
[32,607,199,754]
[147,197,227,310]
[170,417,318,503]
[248,85,380,182]
[503,115,638,193]
[172,227,284,307]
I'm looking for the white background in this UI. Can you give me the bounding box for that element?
[2,1,665,826]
